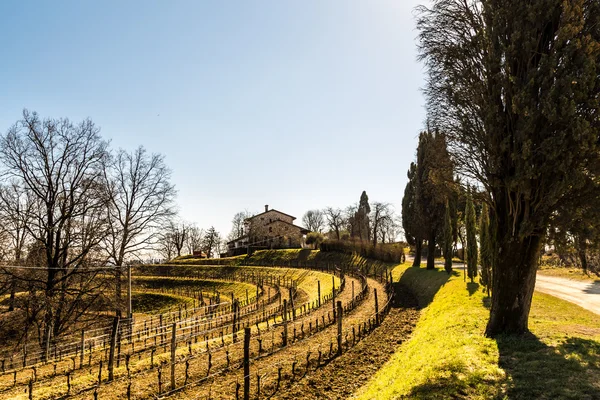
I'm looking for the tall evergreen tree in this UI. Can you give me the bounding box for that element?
[415,130,454,270]
[402,163,425,267]
[418,0,600,335]
[443,199,453,274]
[352,191,371,241]
[479,203,492,296]
[465,189,478,282]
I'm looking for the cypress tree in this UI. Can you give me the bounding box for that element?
[352,191,371,241]
[415,130,454,270]
[443,199,453,274]
[465,189,478,283]
[402,163,425,267]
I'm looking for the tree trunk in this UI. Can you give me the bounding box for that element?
[427,230,436,270]
[576,235,588,273]
[115,268,122,318]
[413,239,422,267]
[485,234,542,336]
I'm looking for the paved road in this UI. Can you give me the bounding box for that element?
[535,274,600,315]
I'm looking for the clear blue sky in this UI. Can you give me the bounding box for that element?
[0,1,427,238]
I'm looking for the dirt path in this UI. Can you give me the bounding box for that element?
[535,274,600,315]
[270,284,419,400]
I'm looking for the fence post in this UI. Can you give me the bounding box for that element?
[243,327,251,400]
[282,299,288,347]
[374,288,379,326]
[289,287,296,320]
[317,281,321,307]
[332,279,337,320]
[79,330,85,368]
[337,301,343,356]
[108,317,119,381]
[170,323,176,390]
[233,300,239,343]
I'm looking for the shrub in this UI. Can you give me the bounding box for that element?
[320,239,405,264]
[305,232,325,249]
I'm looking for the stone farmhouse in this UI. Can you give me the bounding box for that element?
[227,205,309,256]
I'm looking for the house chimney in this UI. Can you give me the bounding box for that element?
[265,204,269,212]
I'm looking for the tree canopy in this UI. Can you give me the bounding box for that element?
[417,0,600,335]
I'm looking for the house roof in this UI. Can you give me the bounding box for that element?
[265,219,310,234]
[245,209,297,221]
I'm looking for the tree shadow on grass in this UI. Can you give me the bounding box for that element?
[394,267,453,309]
[482,296,491,309]
[297,249,313,262]
[495,334,600,399]
[403,335,600,399]
[466,282,479,296]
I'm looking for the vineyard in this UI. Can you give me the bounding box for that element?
[0,255,400,400]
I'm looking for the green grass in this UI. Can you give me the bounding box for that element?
[133,276,258,299]
[167,248,406,274]
[356,265,600,399]
[131,292,188,314]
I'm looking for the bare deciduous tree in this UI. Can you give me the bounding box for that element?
[0,110,111,356]
[102,146,175,316]
[156,231,176,261]
[202,226,221,258]
[0,182,34,310]
[228,210,252,241]
[323,207,345,240]
[186,225,204,255]
[169,221,188,258]
[371,202,394,246]
[344,204,358,239]
[302,209,325,233]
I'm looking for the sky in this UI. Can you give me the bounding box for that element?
[0,1,428,239]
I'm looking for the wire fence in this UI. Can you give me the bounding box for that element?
[4,260,396,400]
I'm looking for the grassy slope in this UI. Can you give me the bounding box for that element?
[357,266,600,400]
[131,292,189,314]
[168,249,397,273]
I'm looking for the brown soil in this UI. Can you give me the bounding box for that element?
[270,286,420,400]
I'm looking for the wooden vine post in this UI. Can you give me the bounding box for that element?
[282,299,288,347]
[374,288,379,326]
[337,301,343,356]
[170,323,176,390]
[317,281,321,307]
[233,299,239,343]
[79,329,85,368]
[107,317,119,381]
[243,327,251,400]
[332,275,337,320]
[289,287,296,320]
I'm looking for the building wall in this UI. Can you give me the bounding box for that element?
[250,219,303,247]
[228,210,305,255]
[250,210,294,226]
